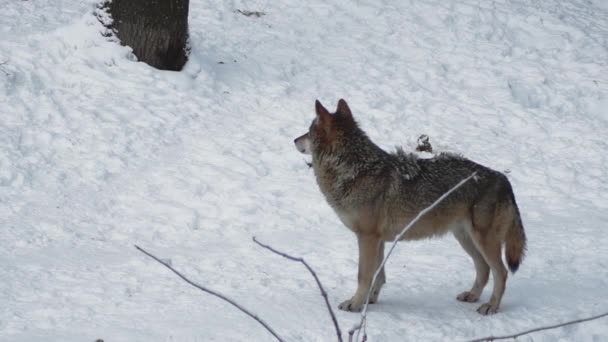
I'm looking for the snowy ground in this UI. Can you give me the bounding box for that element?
[1,0,607,341]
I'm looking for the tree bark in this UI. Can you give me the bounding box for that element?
[108,0,189,71]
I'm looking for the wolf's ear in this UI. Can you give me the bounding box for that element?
[336,99,352,118]
[315,100,331,127]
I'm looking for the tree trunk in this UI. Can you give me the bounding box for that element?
[108,0,189,71]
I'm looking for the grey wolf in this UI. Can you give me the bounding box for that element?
[294,99,527,315]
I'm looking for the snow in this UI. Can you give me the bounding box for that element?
[1,0,607,341]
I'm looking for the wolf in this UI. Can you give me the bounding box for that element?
[294,99,527,315]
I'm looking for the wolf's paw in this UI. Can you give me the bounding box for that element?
[456,291,479,303]
[476,303,498,315]
[338,298,364,312]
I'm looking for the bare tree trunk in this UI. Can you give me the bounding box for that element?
[108,0,189,71]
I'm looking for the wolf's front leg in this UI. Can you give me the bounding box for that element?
[339,234,382,312]
[369,242,386,304]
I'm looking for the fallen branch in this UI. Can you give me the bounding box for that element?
[134,245,285,342]
[349,172,478,342]
[466,311,608,342]
[253,237,343,342]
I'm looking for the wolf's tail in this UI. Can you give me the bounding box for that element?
[505,197,527,273]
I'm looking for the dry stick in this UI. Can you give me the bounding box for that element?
[466,311,608,342]
[349,172,478,342]
[253,237,343,342]
[134,245,285,342]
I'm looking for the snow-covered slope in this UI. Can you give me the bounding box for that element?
[1,0,607,341]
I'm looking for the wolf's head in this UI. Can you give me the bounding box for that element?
[294,99,357,156]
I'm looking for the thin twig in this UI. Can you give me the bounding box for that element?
[0,61,8,76]
[234,9,266,17]
[253,237,343,342]
[349,172,478,342]
[466,311,608,342]
[134,245,285,342]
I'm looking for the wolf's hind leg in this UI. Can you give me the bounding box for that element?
[369,242,386,304]
[339,234,382,312]
[470,232,507,315]
[453,227,490,303]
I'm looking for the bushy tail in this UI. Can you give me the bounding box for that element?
[505,204,527,273]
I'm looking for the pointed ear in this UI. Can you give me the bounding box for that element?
[315,99,330,117]
[336,99,352,118]
[315,99,331,127]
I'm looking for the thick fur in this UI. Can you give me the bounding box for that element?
[294,99,527,315]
